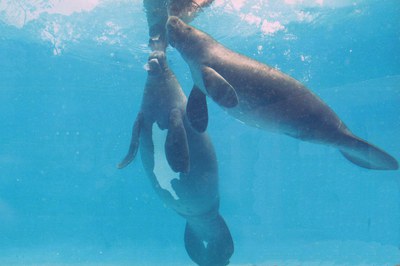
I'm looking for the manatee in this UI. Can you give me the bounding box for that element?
[166,16,398,170]
[119,51,234,265]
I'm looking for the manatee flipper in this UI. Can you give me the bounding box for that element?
[184,214,234,266]
[202,66,238,108]
[165,108,190,173]
[187,85,209,133]
[118,112,144,169]
[339,132,398,170]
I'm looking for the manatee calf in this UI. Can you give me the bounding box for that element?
[166,16,398,170]
[119,51,190,173]
[119,51,234,265]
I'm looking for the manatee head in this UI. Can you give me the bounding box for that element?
[166,16,210,55]
[146,51,167,75]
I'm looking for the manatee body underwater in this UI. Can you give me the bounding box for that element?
[166,16,398,171]
[119,51,234,266]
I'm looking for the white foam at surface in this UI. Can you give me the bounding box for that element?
[0,0,101,28]
[0,0,360,37]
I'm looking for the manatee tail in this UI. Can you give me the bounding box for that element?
[184,214,234,266]
[338,132,398,170]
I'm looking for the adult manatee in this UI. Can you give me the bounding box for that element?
[166,16,398,170]
[119,51,234,265]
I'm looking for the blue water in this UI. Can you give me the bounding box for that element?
[1,0,399,265]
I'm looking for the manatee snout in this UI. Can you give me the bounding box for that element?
[146,51,167,73]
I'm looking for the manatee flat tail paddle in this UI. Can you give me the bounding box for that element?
[187,86,209,133]
[338,132,398,170]
[184,214,234,266]
[165,108,190,173]
[118,112,144,169]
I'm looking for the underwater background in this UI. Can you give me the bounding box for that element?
[0,0,399,265]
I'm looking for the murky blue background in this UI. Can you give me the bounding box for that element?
[0,0,399,265]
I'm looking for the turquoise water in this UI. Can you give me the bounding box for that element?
[1,0,399,265]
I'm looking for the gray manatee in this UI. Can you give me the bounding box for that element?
[166,16,398,170]
[119,51,234,265]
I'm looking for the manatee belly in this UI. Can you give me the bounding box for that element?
[217,64,346,144]
[148,124,219,216]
